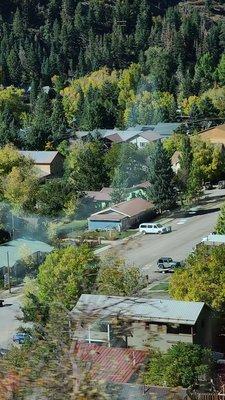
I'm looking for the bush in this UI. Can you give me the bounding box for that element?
[144,343,214,388]
[0,229,10,244]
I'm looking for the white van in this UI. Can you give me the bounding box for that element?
[139,223,171,234]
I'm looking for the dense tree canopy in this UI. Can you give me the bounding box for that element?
[169,244,225,310]
[144,343,214,388]
[97,256,145,296]
[1,1,225,144]
[38,245,99,309]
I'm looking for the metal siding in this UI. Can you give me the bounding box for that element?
[88,220,121,231]
[73,295,205,325]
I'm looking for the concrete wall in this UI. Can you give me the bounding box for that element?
[127,322,193,352]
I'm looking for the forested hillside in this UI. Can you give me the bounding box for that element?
[1,0,225,149]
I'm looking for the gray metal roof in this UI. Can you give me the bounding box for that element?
[0,239,53,268]
[72,294,205,325]
[20,151,59,164]
[153,123,182,137]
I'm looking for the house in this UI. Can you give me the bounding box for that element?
[74,342,147,384]
[171,150,181,174]
[19,150,64,179]
[88,198,154,231]
[119,130,161,148]
[84,187,113,211]
[0,238,53,279]
[71,294,216,351]
[73,343,189,399]
[73,126,162,149]
[199,124,225,146]
[153,122,182,138]
[84,182,151,212]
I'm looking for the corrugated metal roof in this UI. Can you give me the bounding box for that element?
[75,343,146,383]
[20,151,59,164]
[0,239,53,269]
[72,295,205,325]
[153,123,181,137]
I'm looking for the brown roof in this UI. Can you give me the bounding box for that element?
[199,124,225,145]
[106,133,123,143]
[75,343,146,383]
[89,211,126,221]
[112,198,153,217]
[89,198,154,221]
[131,181,151,189]
[85,187,113,202]
[140,131,161,142]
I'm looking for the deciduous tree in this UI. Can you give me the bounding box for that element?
[144,343,214,388]
[169,244,225,310]
[38,245,99,308]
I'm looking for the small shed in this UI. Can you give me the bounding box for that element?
[88,198,154,231]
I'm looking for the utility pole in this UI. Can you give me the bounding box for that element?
[7,251,11,294]
[11,212,15,240]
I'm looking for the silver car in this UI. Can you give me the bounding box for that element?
[139,223,172,234]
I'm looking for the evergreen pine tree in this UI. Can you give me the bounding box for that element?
[30,79,39,110]
[51,96,68,143]
[7,46,22,85]
[134,0,151,51]
[148,141,177,212]
[25,92,51,149]
[177,135,193,201]
[12,8,25,39]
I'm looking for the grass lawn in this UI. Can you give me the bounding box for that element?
[116,229,138,239]
[150,282,169,291]
[57,219,87,236]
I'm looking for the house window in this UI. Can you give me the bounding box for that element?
[167,324,192,334]
[167,324,180,334]
[180,325,192,334]
[139,142,146,147]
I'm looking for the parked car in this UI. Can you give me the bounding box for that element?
[204,182,213,190]
[13,332,32,344]
[157,257,182,272]
[139,223,171,234]
[218,180,225,189]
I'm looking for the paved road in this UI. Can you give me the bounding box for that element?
[106,188,225,282]
[0,292,23,349]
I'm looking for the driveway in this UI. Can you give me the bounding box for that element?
[0,290,23,349]
[105,188,225,282]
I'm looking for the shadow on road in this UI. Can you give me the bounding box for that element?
[171,207,220,219]
[199,194,225,205]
